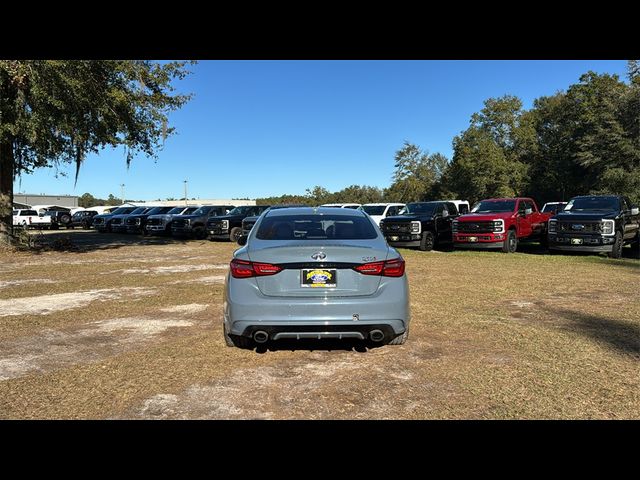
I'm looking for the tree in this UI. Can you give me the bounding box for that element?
[386,142,449,202]
[0,60,193,243]
[78,192,97,208]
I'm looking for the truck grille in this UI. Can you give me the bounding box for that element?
[557,222,602,233]
[146,218,162,226]
[381,223,411,234]
[125,218,138,226]
[173,219,187,228]
[93,218,104,225]
[111,218,122,225]
[208,220,223,229]
[455,222,494,233]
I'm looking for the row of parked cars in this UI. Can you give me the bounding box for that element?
[232,196,638,259]
[374,195,639,258]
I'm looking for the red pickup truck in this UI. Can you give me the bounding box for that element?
[452,197,552,253]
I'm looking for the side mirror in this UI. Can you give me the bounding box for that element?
[631,207,639,215]
[237,235,247,246]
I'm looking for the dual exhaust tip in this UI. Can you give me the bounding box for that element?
[253,329,385,344]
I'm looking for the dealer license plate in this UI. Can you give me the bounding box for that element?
[468,236,478,242]
[571,238,583,245]
[301,268,337,288]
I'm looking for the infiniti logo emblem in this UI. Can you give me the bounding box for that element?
[311,252,326,260]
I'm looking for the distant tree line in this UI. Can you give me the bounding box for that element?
[258,62,640,207]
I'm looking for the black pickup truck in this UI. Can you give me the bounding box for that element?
[125,206,175,234]
[171,205,235,239]
[379,201,459,251]
[548,195,640,258]
[207,205,271,242]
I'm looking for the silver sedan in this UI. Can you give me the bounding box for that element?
[223,207,410,348]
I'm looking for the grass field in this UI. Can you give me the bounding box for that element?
[0,230,638,419]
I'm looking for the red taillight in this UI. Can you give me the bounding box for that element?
[354,261,384,275]
[230,258,282,278]
[353,258,405,277]
[382,258,405,277]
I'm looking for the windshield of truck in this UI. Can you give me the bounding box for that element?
[167,207,185,214]
[404,203,437,215]
[472,200,517,213]
[227,206,254,216]
[565,197,619,212]
[360,205,386,216]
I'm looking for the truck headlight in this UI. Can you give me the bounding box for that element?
[492,219,505,233]
[601,219,614,235]
[410,221,421,234]
[548,219,557,233]
[222,220,229,230]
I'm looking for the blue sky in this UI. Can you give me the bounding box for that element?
[14,60,630,201]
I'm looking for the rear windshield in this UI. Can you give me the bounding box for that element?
[256,214,378,240]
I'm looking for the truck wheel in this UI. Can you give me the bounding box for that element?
[502,230,518,253]
[388,326,409,345]
[230,227,242,242]
[631,230,639,258]
[194,225,206,240]
[608,231,623,259]
[419,231,434,251]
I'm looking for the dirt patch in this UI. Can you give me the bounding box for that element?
[0,316,193,380]
[0,279,57,289]
[171,275,226,285]
[160,304,209,314]
[103,265,221,275]
[0,287,156,317]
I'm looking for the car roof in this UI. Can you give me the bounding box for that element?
[266,207,367,217]
[361,202,405,206]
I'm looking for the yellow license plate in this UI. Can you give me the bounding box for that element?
[571,238,583,245]
[468,237,478,242]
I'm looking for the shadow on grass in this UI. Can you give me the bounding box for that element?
[250,339,384,354]
[26,229,196,254]
[546,306,640,356]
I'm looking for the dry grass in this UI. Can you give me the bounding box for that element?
[0,231,638,419]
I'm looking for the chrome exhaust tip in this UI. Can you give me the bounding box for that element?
[253,330,269,344]
[369,329,385,342]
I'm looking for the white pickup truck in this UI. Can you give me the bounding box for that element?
[12,209,57,229]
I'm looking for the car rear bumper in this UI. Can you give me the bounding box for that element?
[224,274,410,339]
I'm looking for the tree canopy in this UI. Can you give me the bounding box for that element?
[0,60,194,242]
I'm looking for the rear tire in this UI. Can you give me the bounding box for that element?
[388,326,409,345]
[502,229,518,253]
[608,231,623,259]
[230,227,242,242]
[419,231,434,251]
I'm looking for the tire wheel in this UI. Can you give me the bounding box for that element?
[60,214,71,225]
[223,324,252,348]
[419,231,434,251]
[608,231,623,259]
[631,230,639,258]
[194,225,206,240]
[230,227,242,243]
[388,326,409,345]
[502,230,518,253]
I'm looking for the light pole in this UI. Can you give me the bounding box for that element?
[183,180,188,206]
[120,184,125,204]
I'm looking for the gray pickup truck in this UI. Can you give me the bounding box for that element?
[145,206,199,236]
[171,205,235,239]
